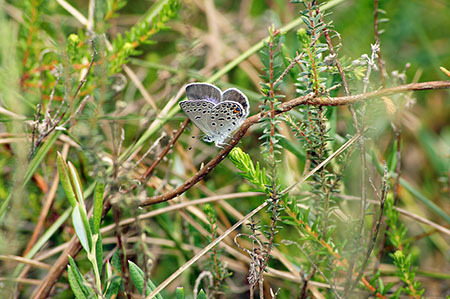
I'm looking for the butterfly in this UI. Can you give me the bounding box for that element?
[179,83,249,147]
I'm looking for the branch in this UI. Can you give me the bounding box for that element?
[140,80,450,206]
[32,80,449,297]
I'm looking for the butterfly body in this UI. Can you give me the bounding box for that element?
[179,83,249,147]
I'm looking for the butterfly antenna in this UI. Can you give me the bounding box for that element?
[188,135,201,151]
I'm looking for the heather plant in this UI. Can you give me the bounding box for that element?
[0,0,449,298]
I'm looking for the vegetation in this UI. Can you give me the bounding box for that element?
[0,0,449,298]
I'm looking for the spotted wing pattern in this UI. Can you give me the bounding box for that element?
[207,101,246,145]
[179,100,215,136]
[180,83,250,147]
[222,88,249,116]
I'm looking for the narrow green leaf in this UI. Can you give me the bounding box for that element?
[95,232,103,277]
[0,193,12,226]
[387,140,398,173]
[418,127,449,174]
[371,150,450,224]
[128,261,145,294]
[57,152,77,207]
[1,133,60,224]
[111,250,121,273]
[11,207,70,278]
[278,138,305,161]
[67,266,88,299]
[72,204,90,253]
[68,256,94,298]
[104,276,121,299]
[25,131,61,185]
[80,207,93,251]
[128,260,162,298]
[176,287,185,299]
[399,177,450,224]
[93,182,104,234]
[146,277,160,298]
[68,161,85,206]
[197,289,207,299]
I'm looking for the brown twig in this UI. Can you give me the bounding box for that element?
[139,118,190,182]
[32,235,82,298]
[140,80,450,206]
[31,80,450,298]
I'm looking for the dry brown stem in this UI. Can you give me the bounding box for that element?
[32,79,450,298]
[140,80,450,206]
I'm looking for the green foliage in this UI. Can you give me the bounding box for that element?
[197,289,207,299]
[128,260,161,297]
[385,196,425,298]
[57,152,78,208]
[58,154,106,297]
[203,204,231,292]
[176,286,185,299]
[1,0,448,298]
[105,0,128,20]
[391,251,424,298]
[67,256,94,299]
[109,0,181,73]
[287,1,345,245]
[385,195,407,249]
[259,26,285,158]
[93,182,105,234]
[228,147,271,193]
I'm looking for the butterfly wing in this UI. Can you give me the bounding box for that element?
[222,88,249,117]
[186,83,222,104]
[207,101,246,145]
[181,83,250,147]
[179,100,215,136]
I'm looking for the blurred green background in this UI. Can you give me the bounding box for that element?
[0,0,449,297]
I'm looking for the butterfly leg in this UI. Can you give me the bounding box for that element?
[215,141,230,148]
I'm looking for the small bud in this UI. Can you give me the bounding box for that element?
[296,28,310,45]
[123,42,134,52]
[68,34,80,45]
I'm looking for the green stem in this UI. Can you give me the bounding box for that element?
[88,234,102,296]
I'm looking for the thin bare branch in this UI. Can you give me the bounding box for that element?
[140,80,450,206]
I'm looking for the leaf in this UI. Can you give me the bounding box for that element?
[176,287,185,299]
[197,289,207,299]
[104,276,121,299]
[25,132,61,185]
[68,161,85,206]
[56,152,77,208]
[67,266,88,299]
[111,250,121,272]
[72,204,90,253]
[387,139,398,173]
[278,138,305,161]
[93,181,104,234]
[418,127,449,174]
[68,256,93,298]
[128,260,162,298]
[128,260,145,294]
[95,231,103,277]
